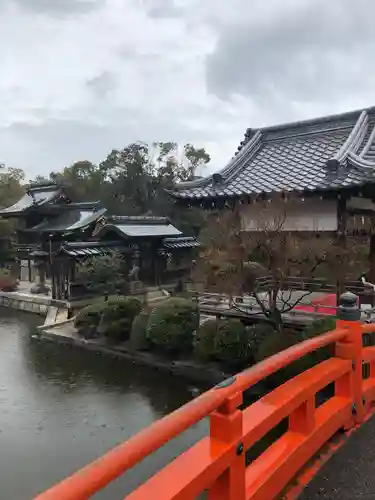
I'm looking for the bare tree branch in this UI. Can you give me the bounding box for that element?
[280,291,313,313]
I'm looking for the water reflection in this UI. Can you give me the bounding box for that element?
[0,309,207,500]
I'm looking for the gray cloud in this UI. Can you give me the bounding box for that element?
[143,0,182,19]
[206,0,375,107]
[12,0,100,16]
[4,0,375,182]
[0,105,221,175]
[86,71,117,99]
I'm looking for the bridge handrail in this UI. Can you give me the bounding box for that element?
[35,294,375,500]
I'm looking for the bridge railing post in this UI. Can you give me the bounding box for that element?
[208,390,246,500]
[335,292,364,425]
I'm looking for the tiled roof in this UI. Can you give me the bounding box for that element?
[96,215,182,238]
[25,208,107,233]
[56,241,120,258]
[163,236,200,249]
[170,107,375,200]
[0,187,61,215]
[108,215,170,225]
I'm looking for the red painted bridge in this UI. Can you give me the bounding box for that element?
[35,292,375,499]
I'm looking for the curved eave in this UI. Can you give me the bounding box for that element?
[95,224,127,239]
[328,110,368,165]
[0,189,62,217]
[347,152,375,171]
[171,130,262,193]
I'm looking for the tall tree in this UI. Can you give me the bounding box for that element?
[42,141,210,233]
[183,144,210,180]
[50,160,107,203]
[0,165,25,209]
[0,165,25,263]
[195,200,333,332]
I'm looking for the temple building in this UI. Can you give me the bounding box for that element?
[0,183,199,300]
[170,106,375,280]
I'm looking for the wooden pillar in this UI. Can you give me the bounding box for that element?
[336,196,348,298]
[51,261,57,300]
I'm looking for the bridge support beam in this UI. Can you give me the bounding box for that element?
[336,292,364,425]
[209,392,246,500]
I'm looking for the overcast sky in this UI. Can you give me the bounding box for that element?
[1,0,375,178]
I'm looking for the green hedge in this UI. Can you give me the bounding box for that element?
[256,316,337,386]
[194,319,275,369]
[74,296,142,341]
[194,319,217,361]
[147,298,199,354]
[130,310,151,351]
[213,319,252,368]
[98,296,142,341]
[74,303,103,331]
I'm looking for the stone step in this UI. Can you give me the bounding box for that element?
[56,308,69,323]
[45,306,58,324]
[147,289,170,304]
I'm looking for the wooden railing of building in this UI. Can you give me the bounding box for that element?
[35,292,375,500]
[254,276,374,305]
[191,276,375,307]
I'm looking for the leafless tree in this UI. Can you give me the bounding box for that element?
[195,199,333,332]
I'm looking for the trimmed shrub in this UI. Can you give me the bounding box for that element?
[245,323,277,354]
[74,296,142,341]
[130,310,151,351]
[300,316,337,341]
[255,317,337,386]
[299,316,337,365]
[147,297,199,354]
[98,296,142,341]
[0,268,17,292]
[194,318,218,361]
[213,319,253,368]
[195,319,276,367]
[74,303,103,330]
[255,330,296,364]
[100,296,141,321]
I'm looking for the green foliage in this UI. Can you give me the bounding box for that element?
[0,166,25,210]
[74,303,103,335]
[255,330,296,365]
[195,319,274,368]
[47,142,209,235]
[0,166,25,263]
[76,251,125,295]
[300,316,337,341]
[130,310,152,351]
[74,296,142,341]
[194,318,218,361]
[98,296,142,341]
[0,267,18,291]
[210,319,253,368]
[256,317,337,386]
[147,298,199,354]
[298,316,337,365]
[246,323,277,352]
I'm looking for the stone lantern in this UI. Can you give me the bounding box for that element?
[29,250,50,295]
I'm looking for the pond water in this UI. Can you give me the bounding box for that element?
[0,309,207,499]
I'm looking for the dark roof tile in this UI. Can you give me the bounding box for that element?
[25,208,107,233]
[171,107,375,200]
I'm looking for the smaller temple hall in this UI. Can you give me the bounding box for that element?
[0,182,199,300]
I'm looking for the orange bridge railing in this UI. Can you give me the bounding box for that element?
[35,292,375,500]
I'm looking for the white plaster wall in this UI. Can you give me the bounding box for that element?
[347,197,375,211]
[240,198,338,232]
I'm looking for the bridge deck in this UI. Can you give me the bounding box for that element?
[299,414,375,499]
